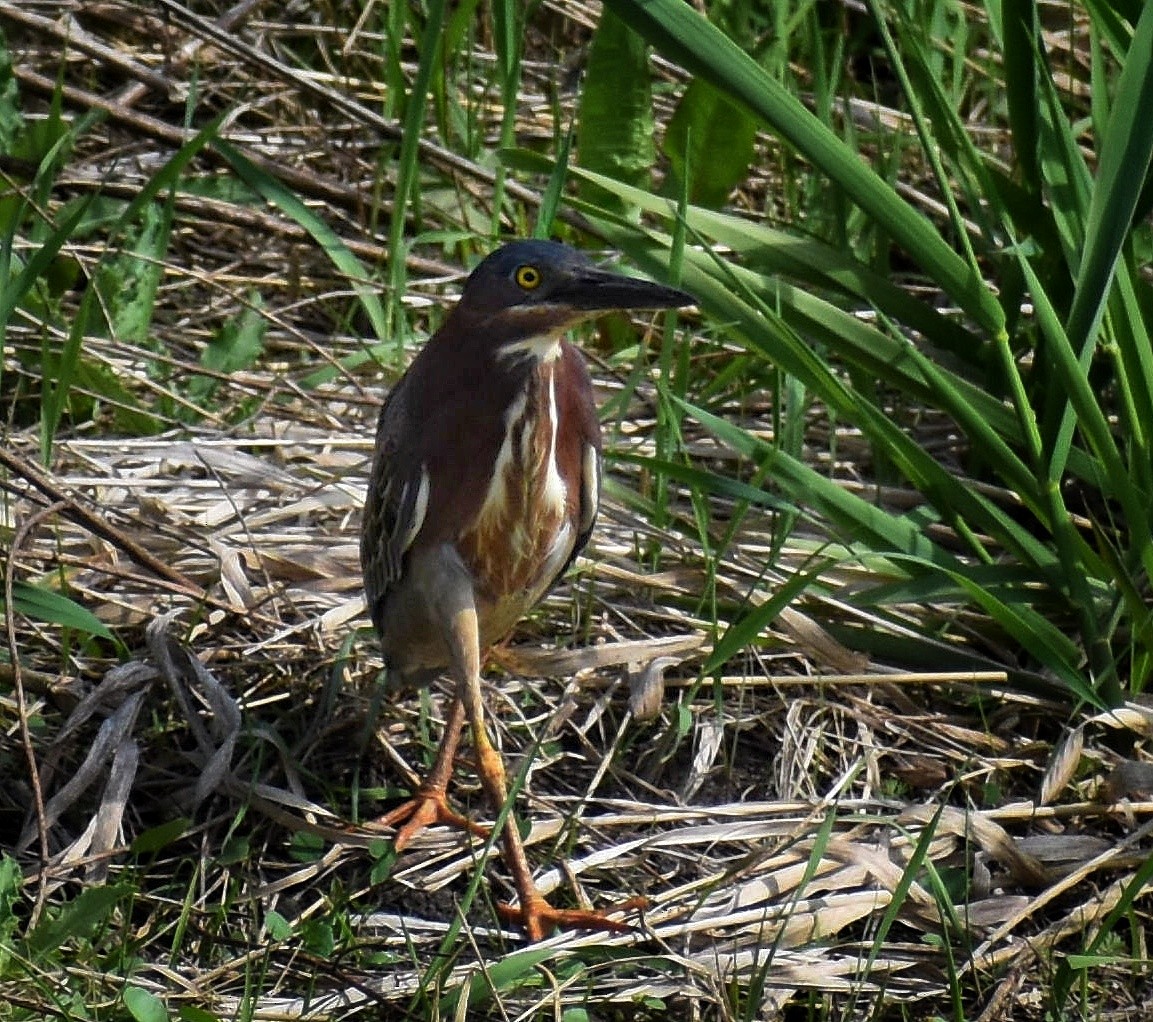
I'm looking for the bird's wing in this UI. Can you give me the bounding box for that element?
[574,433,600,556]
[551,343,602,586]
[360,388,431,633]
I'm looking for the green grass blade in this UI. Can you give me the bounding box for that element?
[703,565,823,676]
[932,563,1100,706]
[490,0,522,232]
[999,1,1043,197]
[1031,24,1094,268]
[602,0,1005,336]
[40,283,100,462]
[864,0,982,266]
[609,229,1065,573]
[1065,1,1153,355]
[500,152,988,363]
[1018,256,1138,506]
[212,139,387,345]
[5,580,113,640]
[0,193,92,331]
[677,397,964,572]
[385,0,447,343]
[533,127,573,240]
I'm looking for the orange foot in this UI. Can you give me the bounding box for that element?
[497,895,648,942]
[372,786,489,851]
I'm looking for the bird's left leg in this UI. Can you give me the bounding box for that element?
[441,598,636,941]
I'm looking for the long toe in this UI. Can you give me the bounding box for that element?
[371,787,489,852]
[497,894,648,942]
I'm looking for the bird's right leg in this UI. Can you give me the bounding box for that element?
[372,694,488,850]
[371,547,494,849]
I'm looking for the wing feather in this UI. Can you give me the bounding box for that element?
[546,344,601,589]
[360,385,429,634]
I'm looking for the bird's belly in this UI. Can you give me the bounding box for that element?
[463,481,573,629]
[379,513,572,684]
[473,520,574,643]
[379,407,574,681]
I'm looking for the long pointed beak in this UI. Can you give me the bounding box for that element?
[554,267,695,313]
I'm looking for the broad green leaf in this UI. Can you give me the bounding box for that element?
[441,947,556,1014]
[0,854,20,949]
[100,199,172,344]
[263,910,291,941]
[301,917,334,957]
[123,987,168,1022]
[578,10,655,213]
[4,581,113,640]
[0,26,22,152]
[73,357,160,436]
[664,79,756,208]
[201,294,267,375]
[130,818,191,855]
[89,113,227,346]
[188,293,268,408]
[27,884,130,955]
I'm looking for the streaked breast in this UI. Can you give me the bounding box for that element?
[462,358,574,604]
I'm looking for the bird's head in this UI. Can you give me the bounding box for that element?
[452,240,694,359]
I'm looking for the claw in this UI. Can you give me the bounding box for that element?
[497,894,648,941]
[372,786,489,851]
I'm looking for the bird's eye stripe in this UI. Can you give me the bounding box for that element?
[515,265,542,289]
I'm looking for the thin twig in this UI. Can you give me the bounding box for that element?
[5,500,66,924]
[112,0,265,109]
[0,2,174,95]
[0,446,208,598]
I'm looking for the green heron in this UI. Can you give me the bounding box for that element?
[360,239,693,940]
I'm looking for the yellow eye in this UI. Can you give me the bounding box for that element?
[514,264,542,290]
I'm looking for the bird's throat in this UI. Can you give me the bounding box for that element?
[494,327,566,365]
